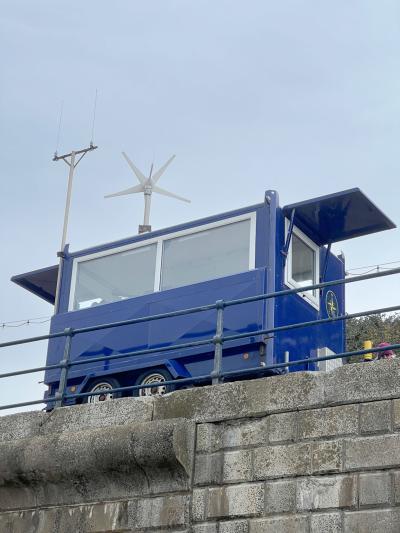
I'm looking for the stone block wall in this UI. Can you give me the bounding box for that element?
[2,359,400,532]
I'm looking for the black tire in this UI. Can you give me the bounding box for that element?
[134,368,174,397]
[84,377,122,404]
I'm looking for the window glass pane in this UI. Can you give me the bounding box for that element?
[73,244,157,310]
[291,234,316,292]
[161,219,251,291]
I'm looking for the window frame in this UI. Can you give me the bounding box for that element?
[68,212,257,311]
[284,219,320,310]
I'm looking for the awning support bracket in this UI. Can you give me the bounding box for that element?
[321,242,332,284]
[282,208,296,267]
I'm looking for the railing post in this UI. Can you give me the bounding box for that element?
[211,300,225,385]
[54,327,73,408]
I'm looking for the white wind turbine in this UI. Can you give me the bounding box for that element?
[105,152,190,233]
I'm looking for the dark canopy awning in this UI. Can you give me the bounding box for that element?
[283,188,396,245]
[11,265,58,305]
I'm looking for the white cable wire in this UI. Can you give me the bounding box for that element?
[0,315,52,330]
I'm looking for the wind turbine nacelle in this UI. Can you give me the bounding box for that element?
[105,153,190,235]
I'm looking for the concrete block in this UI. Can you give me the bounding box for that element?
[297,475,357,510]
[153,371,325,423]
[299,405,358,440]
[0,418,195,486]
[265,480,296,514]
[312,440,343,473]
[249,515,309,533]
[41,396,154,434]
[344,509,400,533]
[253,443,311,479]
[196,423,220,453]
[206,483,264,519]
[192,523,218,533]
[223,450,252,483]
[324,358,400,405]
[360,401,391,434]
[268,412,297,443]
[392,399,400,429]
[0,410,45,442]
[128,494,189,529]
[192,489,207,522]
[0,418,195,510]
[0,501,128,532]
[194,453,223,485]
[391,471,400,504]
[219,519,249,532]
[359,472,391,506]
[310,512,342,533]
[345,434,400,470]
[0,484,37,511]
[222,418,268,449]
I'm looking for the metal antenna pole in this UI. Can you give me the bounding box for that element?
[61,150,76,252]
[53,144,98,312]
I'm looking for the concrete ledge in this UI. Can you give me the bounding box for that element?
[324,358,400,405]
[153,371,325,423]
[0,396,154,444]
[0,418,195,510]
[2,358,398,432]
[153,359,400,423]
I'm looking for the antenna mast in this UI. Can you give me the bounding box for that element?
[53,143,98,312]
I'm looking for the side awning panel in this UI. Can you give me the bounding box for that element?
[283,188,396,245]
[11,265,58,305]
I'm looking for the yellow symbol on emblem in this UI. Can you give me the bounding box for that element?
[326,290,338,318]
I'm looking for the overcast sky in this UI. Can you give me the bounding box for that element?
[1,1,400,411]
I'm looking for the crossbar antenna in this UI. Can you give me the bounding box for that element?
[105,153,190,234]
[53,143,98,312]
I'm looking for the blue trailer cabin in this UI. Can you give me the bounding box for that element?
[11,188,395,404]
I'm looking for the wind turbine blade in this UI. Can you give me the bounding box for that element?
[104,184,144,198]
[151,155,176,184]
[122,152,147,184]
[152,185,191,203]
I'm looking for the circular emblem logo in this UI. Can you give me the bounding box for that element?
[326,290,339,318]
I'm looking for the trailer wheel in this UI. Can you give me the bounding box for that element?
[135,368,174,397]
[85,378,121,404]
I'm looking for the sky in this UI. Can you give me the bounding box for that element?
[1,1,400,412]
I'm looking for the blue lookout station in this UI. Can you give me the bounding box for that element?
[11,188,396,404]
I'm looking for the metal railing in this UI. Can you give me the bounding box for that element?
[1,266,400,412]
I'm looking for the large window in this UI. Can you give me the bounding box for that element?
[69,214,255,311]
[285,221,319,309]
[161,219,251,290]
[73,244,157,310]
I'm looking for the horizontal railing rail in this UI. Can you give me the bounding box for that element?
[3,301,400,382]
[2,341,400,413]
[0,266,399,411]
[1,266,399,350]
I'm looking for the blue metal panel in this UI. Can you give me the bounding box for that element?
[45,269,267,388]
[273,207,345,371]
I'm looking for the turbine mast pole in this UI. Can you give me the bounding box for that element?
[139,189,152,234]
[53,143,98,312]
[139,164,153,234]
[143,191,152,226]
